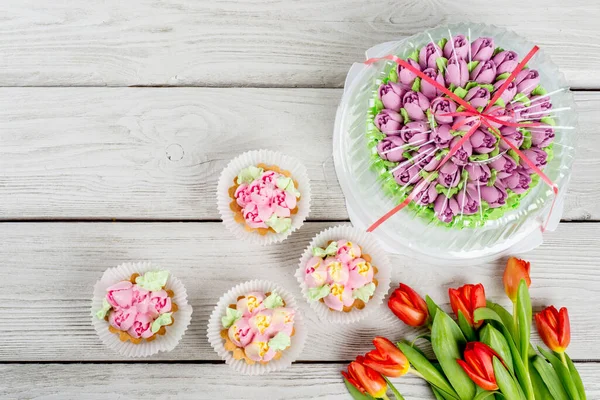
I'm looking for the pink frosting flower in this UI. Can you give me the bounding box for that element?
[106,281,134,309]
[242,203,268,229]
[133,286,151,314]
[304,256,328,287]
[416,144,441,172]
[465,87,491,109]
[419,42,442,69]
[234,183,253,208]
[530,125,555,148]
[403,91,430,121]
[445,57,469,88]
[456,183,480,215]
[393,162,422,187]
[515,69,540,95]
[434,195,460,223]
[236,292,266,317]
[128,313,154,339]
[379,82,409,111]
[397,59,421,86]
[520,148,548,173]
[324,257,349,285]
[470,60,497,84]
[481,183,508,208]
[269,308,295,337]
[324,284,354,311]
[348,258,374,289]
[437,162,461,188]
[245,334,277,362]
[149,290,172,315]
[336,240,362,263]
[471,37,495,61]
[444,34,469,60]
[466,163,491,186]
[450,136,473,166]
[414,182,439,205]
[377,136,406,162]
[400,121,430,145]
[524,95,552,120]
[430,97,457,125]
[108,307,137,331]
[490,154,518,179]
[493,79,517,103]
[228,317,255,348]
[260,170,278,185]
[470,128,498,154]
[420,68,446,100]
[502,168,532,194]
[499,126,524,151]
[272,188,295,217]
[493,50,519,74]
[375,109,403,135]
[432,124,454,149]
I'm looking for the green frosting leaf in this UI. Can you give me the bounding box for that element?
[135,270,170,291]
[264,292,284,309]
[399,108,410,124]
[352,282,376,302]
[388,68,398,83]
[221,307,242,328]
[307,285,331,301]
[487,169,498,187]
[374,99,384,112]
[95,298,112,319]
[426,109,437,128]
[435,184,460,197]
[513,93,531,106]
[268,332,291,352]
[467,61,480,73]
[478,83,495,92]
[508,149,520,162]
[411,77,421,92]
[540,116,556,126]
[448,83,457,92]
[469,153,489,162]
[495,72,510,81]
[493,47,505,56]
[237,166,264,185]
[531,85,547,96]
[436,57,448,73]
[276,176,300,198]
[265,214,292,233]
[493,97,506,108]
[151,312,173,333]
[453,87,468,99]
[464,81,478,91]
[407,48,419,62]
[438,37,448,50]
[312,241,338,258]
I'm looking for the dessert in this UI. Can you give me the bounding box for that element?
[303,239,378,312]
[220,291,296,365]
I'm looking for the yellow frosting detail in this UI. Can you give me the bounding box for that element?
[258,341,270,357]
[358,262,371,275]
[255,315,271,334]
[247,296,260,312]
[331,283,345,299]
[284,314,293,323]
[328,262,344,281]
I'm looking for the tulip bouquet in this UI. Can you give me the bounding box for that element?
[342,257,586,400]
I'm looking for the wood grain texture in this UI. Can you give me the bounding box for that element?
[1,362,598,399]
[0,221,598,362]
[0,89,597,221]
[2,0,600,88]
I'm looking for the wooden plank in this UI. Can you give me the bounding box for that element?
[0,221,598,362]
[0,89,596,221]
[1,362,599,399]
[1,1,599,88]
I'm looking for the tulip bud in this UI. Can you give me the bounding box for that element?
[457,342,500,391]
[535,306,571,353]
[342,360,388,398]
[449,283,486,328]
[503,257,531,302]
[387,284,429,327]
[363,337,409,377]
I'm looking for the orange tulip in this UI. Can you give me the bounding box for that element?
[362,337,409,377]
[388,283,429,327]
[457,342,501,391]
[449,283,486,328]
[503,257,531,302]
[535,306,571,353]
[342,360,388,398]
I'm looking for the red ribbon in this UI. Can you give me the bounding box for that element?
[364,46,558,232]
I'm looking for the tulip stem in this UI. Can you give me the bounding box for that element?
[383,376,405,400]
[407,368,426,380]
[559,352,569,369]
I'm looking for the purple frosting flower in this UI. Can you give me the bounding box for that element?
[480,182,508,208]
[376,136,406,162]
[490,154,518,179]
[524,95,552,120]
[470,60,497,84]
[530,125,555,148]
[416,144,441,172]
[393,163,421,187]
[465,163,491,185]
[379,82,409,111]
[420,68,445,100]
[397,59,421,86]
[443,34,469,60]
[464,86,490,108]
[471,37,495,61]
[514,69,540,95]
[437,161,461,188]
[493,50,519,74]
[400,121,429,145]
[375,109,403,135]
[414,182,439,205]
[470,128,498,154]
[403,91,430,121]
[445,57,469,88]
[506,102,526,121]
[434,195,460,223]
[432,124,453,148]
[453,115,479,132]
[419,42,442,70]
[493,79,517,103]
[430,97,457,125]
[456,183,480,215]
[520,147,548,173]
[485,106,512,129]
[450,136,473,166]
[502,168,532,194]
[499,126,524,151]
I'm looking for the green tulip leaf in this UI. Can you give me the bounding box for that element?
[457,310,476,342]
[538,348,581,400]
[480,324,514,374]
[516,279,532,361]
[473,391,501,400]
[432,386,461,400]
[431,312,476,400]
[565,353,586,400]
[532,356,569,400]
[383,376,405,400]
[426,295,442,321]
[529,358,553,400]
[485,301,516,337]
[494,357,526,400]
[343,377,375,400]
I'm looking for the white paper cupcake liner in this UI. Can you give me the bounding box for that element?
[295,225,392,324]
[217,149,312,245]
[207,280,307,376]
[91,262,193,358]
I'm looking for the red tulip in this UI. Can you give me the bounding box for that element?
[449,283,486,328]
[457,342,501,391]
[503,257,531,302]
[388,283,429,327]
[342,361,388,398]
[362,337,409,377]
[535,306,571,353]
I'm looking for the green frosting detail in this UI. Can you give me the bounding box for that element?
[464,81,478,91]
[508,149,520,163]
[448,83,457,92]
[352,283,376,302]
[495,72,510,81]
[237,166,264,185]
[513,93,531,106]
[407,49,419,62]
[95,299,112,320]
[388,68,398,83]
[307,285,331,301]
[540,117,556,126]
[399,108,410,124]
[487,169,498,187]
[374,99,384,112]
[467,61,480,73]
[411,77,421,92]
[436,57,448,73]
[469,153,489,162]
[438,37,448,50]
[276,176,300,198]
[264,292,284,309]
[265,214,292,233]
[493,97,506,108]
[312,241,338,258]
[519,128,532,150]
[435,184,460,197]
[478,84,494,92]
[531,85,547,96]
[426,109,437,128]
[221,307,242,329]
[151,312,173,333]
[453,87,468,99]
[268,332,291,352]
[135,270,169,291]
[493,47,505,56]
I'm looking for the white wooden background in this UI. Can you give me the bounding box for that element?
[1,1,599,399]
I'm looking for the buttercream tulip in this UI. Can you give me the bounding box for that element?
[128,313,155,339]
[400,121,429,145]
[414,182,439,205]
[464,86,491,108]
[515,69,540,95]
[453,115,479,133]
[493,50,519,74]
[228,317,255,348]
[457,342,501,391]
[234,183,252,207]
[403,91,430,121]
[470,60,497,84]
[432,124,453,148]
[524,95,552,120]
[342,361,388,398]
[397,58,421,86]
[420,67,446,99]
[434,195,460,223]
[502,167,532,194]
[379,82,408,111]
[324,257,349,285]
[430,97,457,125]
[304,256,329,287]
[530,125,555,148]
[485,106,512,129]
[377,136,406,163]
[242,203,267,228]
[471,37,495,61]
[499,126,524,151]
[248,309,273,335]
[456,183,480,215]
[444,34,469,60]
[503,257,531,302]
[470,128,498,154]
[466,163,491,186]
[106,281,134,309]
[388,283,429,327]
[449,283,486,328]
[505,102,526,121]
[245,334,277,362]
[236,292,265,316]
[480,183,508,208]
[493,79,517,103]
[416,144,441,172]
[392,163,421,187]
[149,290,172,315]
[419,42,442,69]
[324,283,354,311]
[520,147,548,173]
[450,136,473,166]
[437,161,460,188]
[348,258,374,289]
[535,306,571,353]
[445,57,469,88]
[490,154,517,179]
[363,337,410,378]
[108,307,137,331]
[375,109,403,135]
[337,240,362,261]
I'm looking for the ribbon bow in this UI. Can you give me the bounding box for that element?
[364,46,559,232]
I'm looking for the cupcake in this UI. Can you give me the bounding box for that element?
[91,262,192,357]
[207,280,306,375]
[217,150,311,245]
[296,226,391,324]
